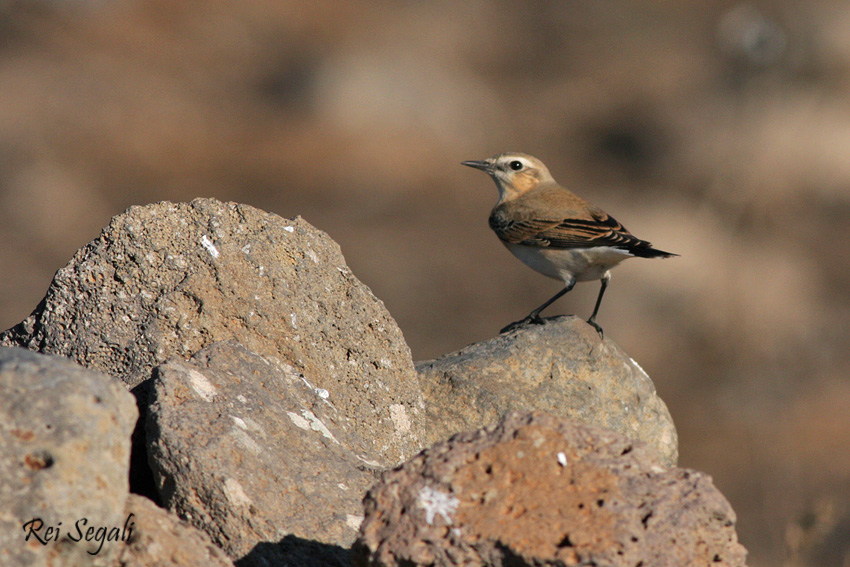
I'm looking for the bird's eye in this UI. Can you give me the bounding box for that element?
[509,160,524,171]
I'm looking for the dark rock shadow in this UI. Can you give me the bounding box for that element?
[129,378,161,505]
[235,535,351,567]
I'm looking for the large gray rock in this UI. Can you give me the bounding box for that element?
[0,347,138,567]
[116,494,235,567]
[0,198,424,464]
[416,316,678,465]
[146,341,374,566]
[354,411,748,567]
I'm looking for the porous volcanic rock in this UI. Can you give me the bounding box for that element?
[416,315,678,465]
[116,494,235,567]
[146,341,375,566]
[0,347,137,567]
[354,411,747,567]
[0,198,424,464]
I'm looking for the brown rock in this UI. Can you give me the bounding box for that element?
[146,341,374,566]
[416,316,678,465]
[0,347,137,567]
[116,494,234,567]
[354,411,748,567]
[1,198,424,464]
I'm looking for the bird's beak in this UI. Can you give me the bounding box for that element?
[461,160,492,172]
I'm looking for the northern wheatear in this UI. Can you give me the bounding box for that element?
[462,152,677,336]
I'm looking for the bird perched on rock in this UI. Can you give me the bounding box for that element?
[462,152,677,336]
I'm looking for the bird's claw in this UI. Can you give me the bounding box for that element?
[587,318,604,338]
[499,314,545,334]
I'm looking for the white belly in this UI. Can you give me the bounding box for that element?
[504,243,632,283]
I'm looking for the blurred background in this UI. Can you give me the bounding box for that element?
[1,1,848,565]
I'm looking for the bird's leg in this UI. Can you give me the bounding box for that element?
[500,280,576,334]
[527,282,575,323]
[586,272,610,337]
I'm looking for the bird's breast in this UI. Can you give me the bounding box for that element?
[503,242,632,283]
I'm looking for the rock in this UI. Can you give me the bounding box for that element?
[0,347,137,567]
[146,341,377,566]
[0,198,424,464]
[416,315,678,465]
[354,411,747,567]
[116,494,235,567]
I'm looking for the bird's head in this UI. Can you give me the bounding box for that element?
[461,152,555,201]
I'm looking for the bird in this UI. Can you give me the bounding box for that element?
[462,152,677,336]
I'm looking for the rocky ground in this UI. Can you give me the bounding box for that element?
[1,3,849,566]
[1,200,742,566]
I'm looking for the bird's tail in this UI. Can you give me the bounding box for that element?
[630,245,678,259]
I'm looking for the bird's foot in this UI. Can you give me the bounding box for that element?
[586,317,604,338]
[499,314,545,334]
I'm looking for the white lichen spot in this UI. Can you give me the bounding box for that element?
[337,483,348,490]
[290,313,298,329]
[200,235,219,258]
[345,514,364,531]
[418,486,459,526]
[355,454,384,468]
[241,244,251,254]
[187,369,217,402]
[230,415,264,435]
[307,249,319,263]
[287,410,339,444]
[287,411,311,431]
[258,266,265,276]
[389,404,411,435]
[301,409,338,443]
[557,452,568,467]
[223,478,252,507]
[315,388,329,399]
[379,358,392,369]
[229,428,262,455]
[237,395,248,403]
[283,225,295,233]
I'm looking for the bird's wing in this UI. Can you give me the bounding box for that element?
[488,213,562,244]
[490,206,653,251]
[537,211,648,249]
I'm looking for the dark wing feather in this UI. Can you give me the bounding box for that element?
[490,208,676,257]
[488,213,562,244]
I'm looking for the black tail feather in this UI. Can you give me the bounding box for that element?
[628,242,678,259]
